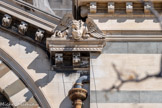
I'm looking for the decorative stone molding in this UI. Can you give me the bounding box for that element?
[108,2,115,14]
[2,14,12,28]
[73,52,81,66]
[35,29,45,42]
[49,47,103,52]
[144,2,152,14]
[126,2,133,14]
[90,2,97,13]
[72,0,162,18]
[47,14,106,65]
[0,0,106,71]
[18,21,28,35]
[0,49,45,107]
[0,0,60,33]
[47,38,106,52]
[52,14,105,41]
[55,53,63,65]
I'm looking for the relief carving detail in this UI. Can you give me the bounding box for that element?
[35,29,45,42]
[2,14,12,28]
[18,21,28,35]
[52,14,106,41]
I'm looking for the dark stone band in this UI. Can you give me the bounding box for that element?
[91,90,162,103]
[103,42,162,54]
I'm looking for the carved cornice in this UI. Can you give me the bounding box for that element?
[0,0,62,48]
[73,0,162,18]
[0,0,60,32]
[50,47,103,52]
[46,38,106,52]
[0,0,106,53]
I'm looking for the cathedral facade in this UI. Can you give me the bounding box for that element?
[0,0,162,108]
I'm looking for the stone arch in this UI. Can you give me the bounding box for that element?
[0,59,39,108]
[0,48,50,108]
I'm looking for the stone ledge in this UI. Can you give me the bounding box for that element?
[46,38,106,52]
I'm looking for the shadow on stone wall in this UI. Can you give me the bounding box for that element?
[0,28,89,107]
[59,96,72,108]
[98,17,159,23]
[0,29,56,88]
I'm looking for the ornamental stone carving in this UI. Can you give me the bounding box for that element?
[73,52,81,66]
[55,53,63,65]
[144,2,152,14]
[126,2,133,14]
[2,14,12,27]
[18,21,28,35]
[35,29,45,42]
[71,20,89,40]
[47,14,106,55]
[90,2,97,13]
[108,2,115,13]
[52,14,105,41]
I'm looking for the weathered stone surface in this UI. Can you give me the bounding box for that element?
[126,2,133,14]
[103,42,128,54]
[128,42,158,54]
[4,79,26,97]
[97,103,162,108]
[10,88,33,106]
[90,2,97,13]
[144,2,152,14]
[49,0,72,17]
[2,0,162,108]
[108,2,115,13]
[17,97,39,108]
[0,71,19,90]
[103,42,160,54]
[0,28,89,108]
[90,53,162,90]
[92,18,161,31]
[0,64,10,78]
[90,52,162,107]
[91,91,162,103]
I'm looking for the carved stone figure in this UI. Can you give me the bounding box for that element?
[81,57,89,67]
[2,14,12,27]
[53,30,65,38]
[35,29,45,42]
[52,14,105,40]
[144,2,152,14]
[18,21,28,35]
[86,18,106,39]
[108,2,115,13]
[55,53,63,65]
[126,2,133,14]
[90,2,97,13]
[70,20,88,40]
[73,52,81,66]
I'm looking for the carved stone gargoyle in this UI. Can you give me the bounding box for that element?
[52,14,106,41]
